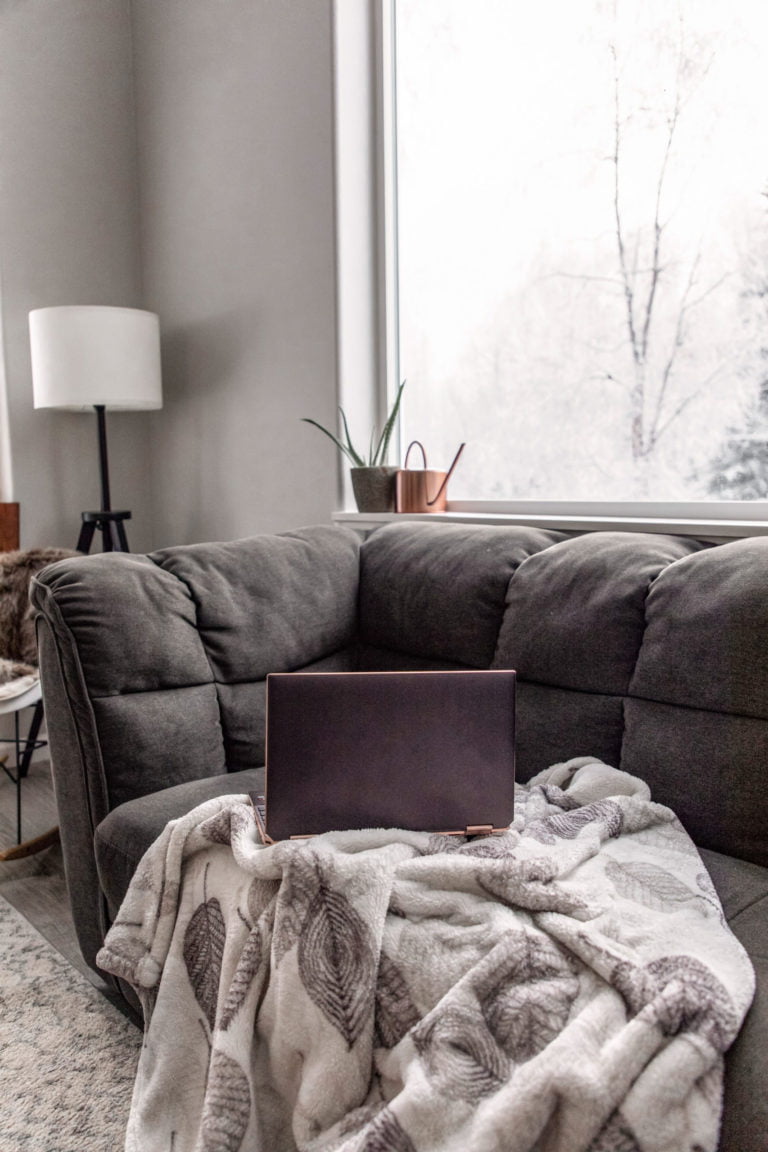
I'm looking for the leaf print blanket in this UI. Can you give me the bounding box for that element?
[97,757,755,1152]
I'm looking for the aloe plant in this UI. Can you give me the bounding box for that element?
[302,381,406,468]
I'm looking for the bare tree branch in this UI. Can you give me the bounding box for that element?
[610,42,640,369]
[647,251,702,445]
[639,25,685,362]
[539,272,625,287]
[646,391,699,452]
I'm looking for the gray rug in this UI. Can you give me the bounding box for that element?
[0,892,141,1150]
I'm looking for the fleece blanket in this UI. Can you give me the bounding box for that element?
[98,758,755,1152]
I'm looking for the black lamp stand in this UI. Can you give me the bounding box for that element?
[76,404,132,554]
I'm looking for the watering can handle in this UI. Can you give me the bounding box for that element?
[402,440,428,470]
[427,442,465,506]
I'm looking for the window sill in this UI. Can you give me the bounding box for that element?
[332,503,768,539]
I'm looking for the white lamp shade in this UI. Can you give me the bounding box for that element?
[29,306,162,411]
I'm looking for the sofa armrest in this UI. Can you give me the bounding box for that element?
[30,525,361,968]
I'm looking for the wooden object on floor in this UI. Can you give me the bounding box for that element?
[0,503,20,551]
[0,825,59,861]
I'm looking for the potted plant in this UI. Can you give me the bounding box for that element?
[302,381,406,512]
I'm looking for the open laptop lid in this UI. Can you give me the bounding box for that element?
[259,670,516,842]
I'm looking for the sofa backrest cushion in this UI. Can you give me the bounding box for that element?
[622,537,768,866]
[358,522,566,669]
[494,532,705,695]
[150,528,360,684]
[33,525,361,812]
[359,523,767,867]
[491,532,708,786]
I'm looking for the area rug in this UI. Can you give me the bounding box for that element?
[0,892,141,1151]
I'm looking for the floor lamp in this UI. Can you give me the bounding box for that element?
[29,305,163,553]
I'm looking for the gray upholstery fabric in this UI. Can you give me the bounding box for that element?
[512,682,625,783]
[630,537,768,717]
[34,613,111,970]
[700,848,768,1152]
[357,645,474,673]
[150,527,360,683]
[33,552,214,696]
[95,768,265,919]
[359,522,565,667]
[493,532,705,694]
[621,699,768,867]
[91,686,226,808]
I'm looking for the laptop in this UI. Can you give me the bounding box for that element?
[253,669,516,842]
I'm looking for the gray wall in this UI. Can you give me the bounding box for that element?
[1,0,340,551]
[0,0,155,551]
[133,0,340,547]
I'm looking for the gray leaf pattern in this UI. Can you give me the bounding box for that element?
[199,1050,251,1152]
[606,859,697,911]
[527,799,623,844]
[421,834,463,856]
[414,1004,509,1103]
[272,852,321,964]
[247,877,280,927]
[478,857,590,916]
[359,1107,416,1152]
[456,837,515,860]
[631,820,700,857]
[298,876,377,1048]
[374,951,420,1049]
[540,784,581,810]
[219,926,265,1031]
[201,810,234,846]
[612,954,738,1051]
[477,933,579,1061]
[183,897,226,1031]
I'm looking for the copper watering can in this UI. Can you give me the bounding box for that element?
[395,441,465,513]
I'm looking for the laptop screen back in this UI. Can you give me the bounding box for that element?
[264,670,516,840]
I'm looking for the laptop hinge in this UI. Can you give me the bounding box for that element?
[465,824,494,836]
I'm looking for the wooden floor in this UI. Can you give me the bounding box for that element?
[0,756,116,998]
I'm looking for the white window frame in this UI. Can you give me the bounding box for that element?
[332,0,768,537]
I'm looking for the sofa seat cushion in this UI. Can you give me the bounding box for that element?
[700,848,768,1152]
[95,767,265,919]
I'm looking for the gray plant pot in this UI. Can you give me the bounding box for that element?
[350,466,398,513]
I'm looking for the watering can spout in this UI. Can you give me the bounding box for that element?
[395,441,466,513]
[427,442,465,506]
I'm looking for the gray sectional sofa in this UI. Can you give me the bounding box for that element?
[31,521,767,1151]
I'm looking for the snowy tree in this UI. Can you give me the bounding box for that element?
[706,194,768,498]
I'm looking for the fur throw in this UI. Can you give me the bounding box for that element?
[0,548,79,681]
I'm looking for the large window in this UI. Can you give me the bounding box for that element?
[393,0,768,505]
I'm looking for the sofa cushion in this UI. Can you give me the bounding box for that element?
[493,532,705,694]
[630,537,768,718]
[92,685,226,808]
[700,848,768,1152]
[33,552,214,696]
[215,646,357,771]
[150,526,360,683]
[621,699,768,867]
[514,683,625,782]
[95,767,265,919]
[359,522,565,668]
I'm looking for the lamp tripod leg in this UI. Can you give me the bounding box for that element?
[77,520,97,554]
